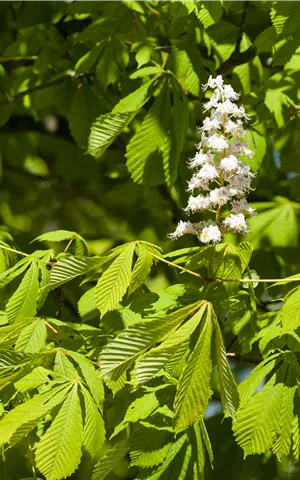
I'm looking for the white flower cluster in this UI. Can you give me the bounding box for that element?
[169,75,256,244]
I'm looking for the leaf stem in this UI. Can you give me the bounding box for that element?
[150,251,300,285]
[0,243,29,257]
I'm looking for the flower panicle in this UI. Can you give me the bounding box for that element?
[168,75,256,245]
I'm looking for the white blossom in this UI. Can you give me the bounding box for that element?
[187,175,210,192]
[223,85,240,101]
[200,224,222,244]
[231,198,255,216]
[210,187,231,206]
[207,134,228,152]
[224,119,245,137]
[216,99,236,116]
[223,213,248,234]
[185,195,212,213]
[188,152,214,169]
[202,117,221,134]
[228,173,252,193]
[168,76,255,245]
[220,155,239,173]
[198,164,219,180]
[168,221,197,239]
[203,75,224,91]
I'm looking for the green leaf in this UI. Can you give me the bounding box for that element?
[15,317,47,353]
[0,384,71,446]
[54,349,77,380]
[174,304,213,431]
[95,36,129,88]
[281,286,300,331]
[50,256,98,290]
[81,386,105,459]
[254,26,277,53]
[265,90,292,128]
[100,302,202,380]
[270,2,300,36]
[213,317,239,419]
[88,112,134,158]
[126,81,172,187]
[69,83,103,148]
[35,383,83,480]
[136,303,206,384]
[113,78,157,113]
[0,259,29,289]
[68,351,104,405]
[128,244,154,295]
[78,287,97,319]
[91,440,129,480]
[238,353,281,407]
[95,242,135,316]
[0,349,34,371]
[130,425,172,467]
[5,261,39,324]
[195,1,222,28]
[15,366,53,393]
[88,78,159,158]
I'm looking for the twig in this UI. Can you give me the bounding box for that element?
[0,56,38,63]
[64,235,76,253]
[44,320,58,334]
[0,72,91,108]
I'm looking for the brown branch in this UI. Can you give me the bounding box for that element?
[234,0,250,56]
[0,72,92,108]
[217,1,256,77]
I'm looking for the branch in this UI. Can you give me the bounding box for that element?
[0,72,91,108]
[234,0,250,56]
[217,1,256,77]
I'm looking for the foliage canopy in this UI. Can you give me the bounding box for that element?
[1,1,300,479]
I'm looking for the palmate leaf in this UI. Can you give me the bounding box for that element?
[81,386,105,459]
[15,366,54,393]
[174,303,214,432]
[50,256,98,290]
[5,260,39,324]
[54,349,77,380]
[281,286,300,331]
[96,242,135,316]
[126,80,171,188]
[0,258,29,289]
[15,317,47,353]
[78,287,97,319]
[0,384,71,446]
[68,350,104,405]
[213,316,239,419]
[234,372,282,456]
[130,424,173,468]
[91,439,130,480]
[270,1,300,35]
[238,353,281,407]
[136,434,188,480]
[234,356,300,459]
[35,383,83,480]
[135,303,206,384]
[128,243,154,295]
[88,76,161,159]
[100,302,202,380]
[0,349,34,370]
[88,112,134,158]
